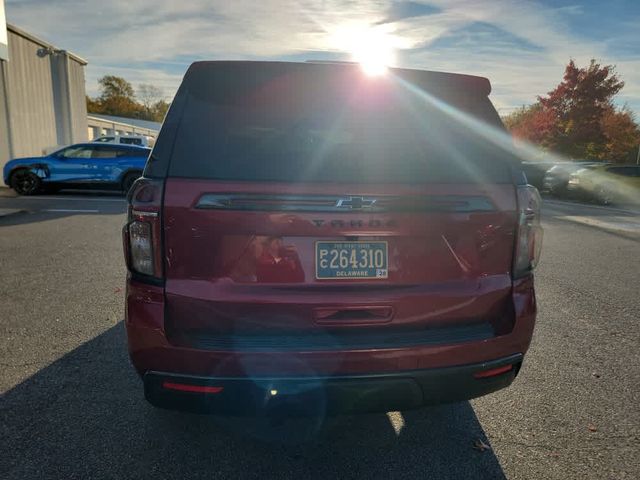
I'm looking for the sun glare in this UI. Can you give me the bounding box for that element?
[332,24,397,75]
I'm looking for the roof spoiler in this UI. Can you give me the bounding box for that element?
[186,61,492,96]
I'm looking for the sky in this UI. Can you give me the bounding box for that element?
[5,0,640,115]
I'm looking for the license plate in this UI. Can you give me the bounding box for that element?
[315,241,388,279]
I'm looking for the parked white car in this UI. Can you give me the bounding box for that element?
[92,135,151,147]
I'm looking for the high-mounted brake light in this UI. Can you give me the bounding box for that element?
[123,178,164,280]
[514,185,543,277]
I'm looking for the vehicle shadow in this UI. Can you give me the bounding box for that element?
[0,208,125,228]
[0,189,126,227]
[0,187,125,199]
[1,323,506,480]
[48,188,126,198]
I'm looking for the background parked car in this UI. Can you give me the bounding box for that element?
[567,164,640,205]
[521,161,557,190]
[542,162,604,196]
[3,143,150,195]
[92,135,151,147]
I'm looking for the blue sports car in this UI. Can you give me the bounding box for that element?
[3,143,151,195]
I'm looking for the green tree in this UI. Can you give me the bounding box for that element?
[98,76,142,118]
[87,75,143,118]
[99,75,135,99]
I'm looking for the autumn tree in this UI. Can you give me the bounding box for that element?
[503,104,558,148]
[504,59,638,163]
[601,106,640,163]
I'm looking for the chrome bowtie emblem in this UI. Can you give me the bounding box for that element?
[336,196,377,209]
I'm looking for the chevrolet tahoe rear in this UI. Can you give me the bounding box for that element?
[123,61,541,414]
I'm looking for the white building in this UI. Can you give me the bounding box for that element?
[87,114,160,142]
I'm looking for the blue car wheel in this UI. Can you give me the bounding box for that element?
[10,170,42,195]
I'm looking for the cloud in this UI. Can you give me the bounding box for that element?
[5,0,639,112]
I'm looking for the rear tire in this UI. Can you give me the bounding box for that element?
[10,170,41,195]
[122,172,141,194]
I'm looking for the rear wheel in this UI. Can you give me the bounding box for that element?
[10,170,41,195]
[122,172,141,194]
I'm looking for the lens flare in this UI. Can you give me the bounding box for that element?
[393,75,639,205]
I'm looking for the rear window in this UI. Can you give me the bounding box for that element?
[126,148,150,158]
[120,137,143,145]
[165,62,513,184]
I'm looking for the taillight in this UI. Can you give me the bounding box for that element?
[123,178,164,280]
[129,221,155,275]
[514,185,543,277]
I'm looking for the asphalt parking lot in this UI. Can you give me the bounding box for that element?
[1,190,639,479]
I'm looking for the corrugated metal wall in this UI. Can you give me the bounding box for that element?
[0,63,10,164]
[4,29,58,159]
[67,57,88,142]
[0,26,87,174]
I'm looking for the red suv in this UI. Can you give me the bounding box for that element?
[123,61,542,414]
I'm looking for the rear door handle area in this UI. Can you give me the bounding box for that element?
[313,306,394,326]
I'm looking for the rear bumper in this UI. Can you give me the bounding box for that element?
[126,275,536,413]
[144,353,523,414]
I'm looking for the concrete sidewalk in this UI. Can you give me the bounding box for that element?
[0,186,17,198]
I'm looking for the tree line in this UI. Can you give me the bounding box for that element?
[86,76,170,123]
[503,60,640,164]
[89,65,639,163]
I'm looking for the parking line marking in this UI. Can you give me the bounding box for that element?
[44,209,101,213]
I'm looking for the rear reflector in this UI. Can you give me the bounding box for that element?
[473,364,513,379]
[162,381,224,394]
